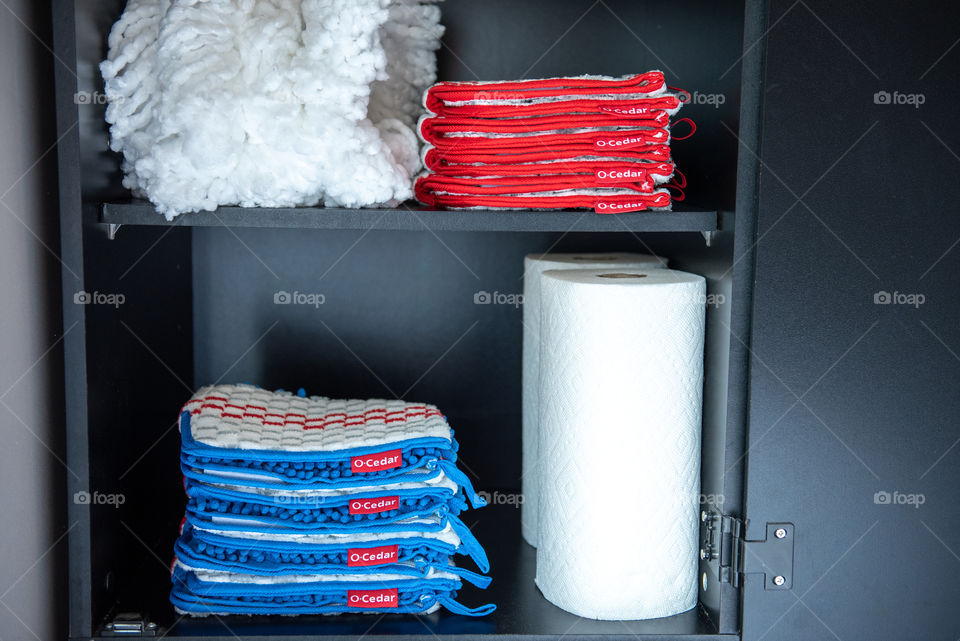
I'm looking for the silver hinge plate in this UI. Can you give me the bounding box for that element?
[701,509,795,590]
[101,613,157,636]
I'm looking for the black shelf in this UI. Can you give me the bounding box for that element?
[98,504,727,641]
[100,201,719,233]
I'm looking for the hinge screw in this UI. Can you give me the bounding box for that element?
[773,575,786,586]
[775,528,787,539]
[701,511,708,522]
[147,623,157,629]
[700,549,707,560]
[104,624,113,630]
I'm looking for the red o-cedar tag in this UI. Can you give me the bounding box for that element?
[351,449,402,473]
[594,134,648,150]
[594,130,668,149]
[595,201,648,214]
[349,496,400,515]
[595,168,649,183]
[599,105,652,116]
[348,588,398,608]
[348,544,399,567]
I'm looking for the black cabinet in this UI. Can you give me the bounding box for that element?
[739,2,960,640]
[52,0,958,639]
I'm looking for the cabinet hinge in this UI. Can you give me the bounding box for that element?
[101,613,157,636]
[701,508,794,590]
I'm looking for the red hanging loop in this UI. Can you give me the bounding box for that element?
[672,168,688,189]
[668,86,692,105]
[670,117,696,141]
[666,183,686,201]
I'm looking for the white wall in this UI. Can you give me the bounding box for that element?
[0,3,66,640]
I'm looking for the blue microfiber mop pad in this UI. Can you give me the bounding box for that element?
[181,511,490,573]
[183,471,469,530]
[179,385,483,505]
[170,564,496,617]
[175,523,491,587]
[172,384,493,618]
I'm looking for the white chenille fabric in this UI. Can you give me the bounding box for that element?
[101,0,443,219]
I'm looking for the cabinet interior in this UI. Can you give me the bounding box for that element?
[66,0,750,638]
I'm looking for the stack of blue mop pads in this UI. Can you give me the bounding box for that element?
[170,384,495,617]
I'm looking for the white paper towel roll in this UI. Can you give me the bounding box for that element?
[535,268,705,620]
[521,253,665,548]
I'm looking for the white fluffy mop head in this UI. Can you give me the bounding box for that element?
[101,0,444,219]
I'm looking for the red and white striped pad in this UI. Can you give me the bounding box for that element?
[181,384,452,451]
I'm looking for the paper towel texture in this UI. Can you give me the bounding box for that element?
[535,268,705,620]
[521,254,665,547]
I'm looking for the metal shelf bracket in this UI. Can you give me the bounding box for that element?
[101,612,157,636]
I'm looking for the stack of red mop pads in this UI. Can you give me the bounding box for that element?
[415,71,691,212]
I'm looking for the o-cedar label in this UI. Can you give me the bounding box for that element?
[351,449,402,473]
[348,544,399,567]
[348,588,398,608]
[595,201,648,214]
[595,168,648,183]
[594,130,666,149]
[599,105,651,116]
[349,496,400,515]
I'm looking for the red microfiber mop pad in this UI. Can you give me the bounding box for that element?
[416,174,660,198]
[421,127,671,152]
[420,157,676,184]
[429,95,682,119]
[424,72,678,117]
[414,183,673,212]
[415,71,690,212]
[422,145,674,171]
[420,111,671,138]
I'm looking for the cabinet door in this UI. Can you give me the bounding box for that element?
[742,1,960,640]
